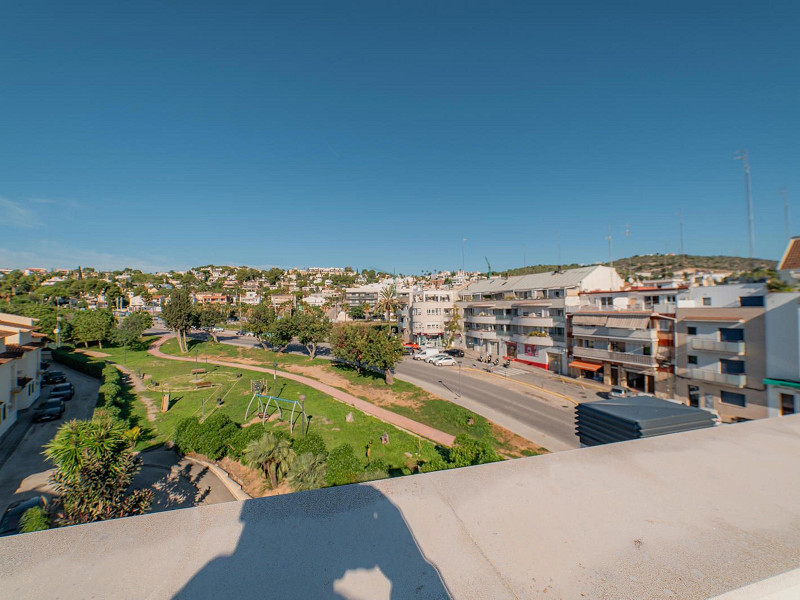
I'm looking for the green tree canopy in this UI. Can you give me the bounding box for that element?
[161,288,197,353]
[295,306,331,359]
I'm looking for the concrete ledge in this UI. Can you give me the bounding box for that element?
[1,416,799,599]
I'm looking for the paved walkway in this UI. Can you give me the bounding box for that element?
[149,335,455,447]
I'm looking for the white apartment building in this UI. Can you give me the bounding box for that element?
[0,313,44,441]
[457,266,624,373]
[239,291,262,305]
[344,284,384,308]
[764,293,800,417]
[397,289,459,348]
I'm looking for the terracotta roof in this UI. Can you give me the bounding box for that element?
[0,320,36,330]
[779,237,800,270]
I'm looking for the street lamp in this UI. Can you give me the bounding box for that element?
[272,362,278,396]
[458,360,462,398]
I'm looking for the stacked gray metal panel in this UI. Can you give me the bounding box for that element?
[576,395,716,447]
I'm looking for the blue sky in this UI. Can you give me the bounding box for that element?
[1,1,798,273]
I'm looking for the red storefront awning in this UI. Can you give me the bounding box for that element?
[568,360,603,372]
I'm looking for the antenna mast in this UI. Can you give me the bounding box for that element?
[735,150,755,258]
[781,188,791,242]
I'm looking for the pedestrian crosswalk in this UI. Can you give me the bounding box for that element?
[491,367,526,377]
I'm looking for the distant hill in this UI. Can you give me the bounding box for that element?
[502,254,777,279]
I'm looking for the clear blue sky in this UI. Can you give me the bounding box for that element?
[2,1,798,273]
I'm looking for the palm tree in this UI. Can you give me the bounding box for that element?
[244,432,296,489]
[374,285,398,322]
[287,452,327,491]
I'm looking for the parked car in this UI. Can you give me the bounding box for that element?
[33,399,65,422]
[433,356,457,366]
[212,327,224,332]
[50,382,75,401]
[425,353,450,364]
[413,348,441,361]
[42,371,66,384]
[442,348,464,357]
[607,386,633,399]
[0,496,46,537]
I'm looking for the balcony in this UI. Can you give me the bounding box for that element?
[690,338,746,354]
[511,334,554,346]
[466,315,497,324]
[511,316,554,327]
[572,346,658,367]
[689,368,747,388]
[572,326,658,342]
[466,329,497,340]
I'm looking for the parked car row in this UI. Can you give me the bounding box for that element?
[32,370,75,423]
[411,348,460,367]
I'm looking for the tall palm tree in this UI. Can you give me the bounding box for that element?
[244,432,296,489]
[374,284,399,322]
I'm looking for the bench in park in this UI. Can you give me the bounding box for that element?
[191,368,207,375]
[195,381,213,389]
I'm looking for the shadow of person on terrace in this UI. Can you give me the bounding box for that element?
[173,484,451,600]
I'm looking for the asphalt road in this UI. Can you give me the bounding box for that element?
[395,358,580,452]
[0,364,100,517]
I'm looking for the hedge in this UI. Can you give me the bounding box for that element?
[51,347,105,378]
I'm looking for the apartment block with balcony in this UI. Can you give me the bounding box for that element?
[457,266,623,373]
[569,311,675,396]
[675,306,767,422]
[0,313,44,441]
[399,289,459,348]
[344,284,382,307]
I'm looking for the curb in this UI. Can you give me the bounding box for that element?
[183,456,252,501]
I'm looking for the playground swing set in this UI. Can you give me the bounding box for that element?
[244,380,308,434]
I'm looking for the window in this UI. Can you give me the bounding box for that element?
[702,297,711,306]
[719,328,744,342]
[720,359,745,375]
[688,355,698,365]
[687,326,697,335]
[721,391,746,407]
[781,393,795,416]
[688,385,700,407]
[739,296,764,307]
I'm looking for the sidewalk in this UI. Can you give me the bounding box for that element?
[149,335,455,447]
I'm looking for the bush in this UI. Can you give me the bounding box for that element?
[292,433,327,457]
[19,506,50,533]
[448,434,500,468]
[174,418,204,455]
[92,405,123,423]
[325,444,361,487]
[52,348,104,378]
[287,452,327,491]
[228,425,266,460]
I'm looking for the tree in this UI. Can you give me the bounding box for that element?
[361,326,404,384]
[331,324,368,373]
[374,285,398,321]
[244,432,296,489]
[114,311,153,348]
[443,307,462,348]
[198,306,224,342]
[71,309,115,348]
[269,314,296,353]
[287,452,327,491]
[347,304,365,320]
[295,307,331,359]
[44,419,153,525]
[162,289,197,353]
[248,302,277,350]
[265,268,284,285]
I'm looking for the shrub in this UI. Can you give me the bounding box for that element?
[292,432,327,457]
[287,452,327,491]
[325,444,361,487]
[19,506,50,533]
[52,348,104,378]
[229,426,266,460]
[193,413,238,460]
[174,418,204,455]
[448,434,500,468]
[92,405,123,423]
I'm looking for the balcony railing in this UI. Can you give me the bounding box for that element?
[511,334,554,346]
[572,326,658,342]
[689,368,747,388]
[466,329,497,340]
[466,315,497,324]
[690,339,746,354]
[572,346,658,367]
[511,316,554,327]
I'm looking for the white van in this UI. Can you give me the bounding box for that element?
[413,348,441,361]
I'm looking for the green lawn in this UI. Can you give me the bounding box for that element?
[177,337,330,368]
[73,341,440,471]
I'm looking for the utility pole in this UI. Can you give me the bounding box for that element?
[735,150,755,258]
[781,188,791,243]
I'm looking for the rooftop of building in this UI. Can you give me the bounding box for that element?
[778,237,800,271]
[460,265,613,295]
[2,415,799,599]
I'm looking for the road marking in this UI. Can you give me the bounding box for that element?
[462,367,579,405]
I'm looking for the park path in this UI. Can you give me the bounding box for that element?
[114,364,158,422]
[149,335,455,447]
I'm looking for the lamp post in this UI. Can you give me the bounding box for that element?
[458,360,462,398]
[272,362,278,396]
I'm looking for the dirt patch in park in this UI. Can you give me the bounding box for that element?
[75,349,111,358]
[491,423,548,458]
